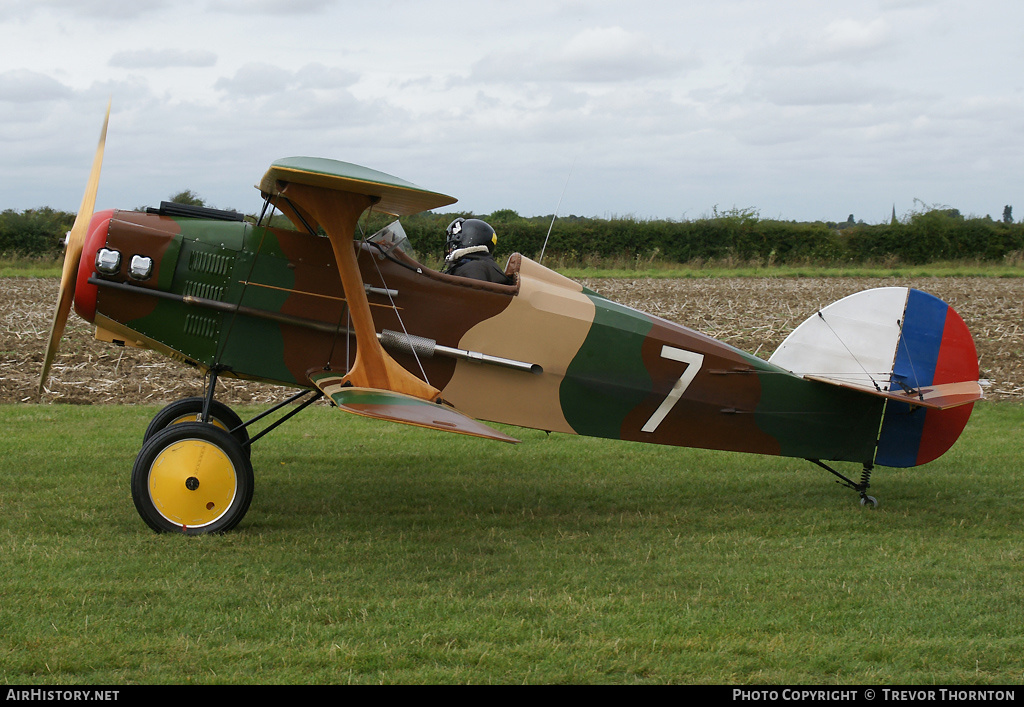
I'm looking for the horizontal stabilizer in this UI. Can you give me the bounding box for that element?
[309,373,518,443]
[804,375,982,410]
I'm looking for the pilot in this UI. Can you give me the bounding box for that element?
[442,217,514,285]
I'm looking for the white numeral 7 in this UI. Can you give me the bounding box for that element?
[641,345,704,433]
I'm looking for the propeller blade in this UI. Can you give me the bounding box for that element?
[39,101,111,394]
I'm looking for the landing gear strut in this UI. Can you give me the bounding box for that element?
[143,396,250,455]
[809,459,879,508]
[131,367,323,534]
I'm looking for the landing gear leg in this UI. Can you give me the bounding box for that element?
[143,397,249,448]
[857,465,878,508]
[132,380,324,533]
[142,367,250,455]
[808,460,879,508]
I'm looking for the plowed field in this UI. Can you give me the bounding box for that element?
[4,277,1021,405]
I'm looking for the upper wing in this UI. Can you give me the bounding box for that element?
[259,157,457,219]
[269,158,518,443]
[263,157,452,398]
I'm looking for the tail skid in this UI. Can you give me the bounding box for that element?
[769,287,981,468]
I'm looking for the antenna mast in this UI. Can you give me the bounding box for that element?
[538,159,575,264]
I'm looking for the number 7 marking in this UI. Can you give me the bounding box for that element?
[641,345,704,433]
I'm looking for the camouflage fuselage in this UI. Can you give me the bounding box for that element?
[78,209,883,465]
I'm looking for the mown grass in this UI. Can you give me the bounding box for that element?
[1,402,1022,684]
[0,256,64,279]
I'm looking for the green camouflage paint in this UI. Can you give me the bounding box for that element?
[560,294,653,439]
[753,368,884,464]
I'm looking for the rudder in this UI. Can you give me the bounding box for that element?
[875,289,978,467]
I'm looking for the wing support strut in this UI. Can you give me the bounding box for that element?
[199,366,324,450]
[277,182,440,402]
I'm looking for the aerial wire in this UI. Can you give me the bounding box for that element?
[815,310,882,391]
[538,158,575,265]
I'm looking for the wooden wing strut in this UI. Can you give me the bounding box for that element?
[279,181,440,401]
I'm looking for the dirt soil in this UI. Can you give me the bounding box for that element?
[4,277,1022,405]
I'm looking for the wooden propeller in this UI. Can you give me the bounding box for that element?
[39,101,110,394]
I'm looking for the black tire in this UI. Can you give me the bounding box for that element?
[131,422,254,535]
[144,397,249,456]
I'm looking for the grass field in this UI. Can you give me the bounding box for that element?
[0,257,65,279]
[1,401,1021,684]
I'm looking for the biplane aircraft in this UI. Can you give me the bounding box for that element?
[40,107,984,534]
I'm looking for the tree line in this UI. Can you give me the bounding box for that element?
[4,202,1023,266]
[368,206,1024,266]
[0,208,77,257]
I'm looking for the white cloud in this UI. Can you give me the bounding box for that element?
[0,70,72,102]
[820,18,893,56]
[213,62,359,98]
[0,0,172,20]
[748,68,908,108]
[750,18,895,67]
[555,26,699,81]
[294,63,360,90]
[471,26,697,84]
[109,49,218,69]
[2,0,1024,224]
[215,63,294,96]
[206,0,336,15]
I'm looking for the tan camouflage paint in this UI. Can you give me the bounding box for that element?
[441,257,595,433]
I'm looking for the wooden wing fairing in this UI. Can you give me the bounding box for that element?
[258,158,457,403]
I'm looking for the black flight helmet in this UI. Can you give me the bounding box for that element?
[445,217,498,256]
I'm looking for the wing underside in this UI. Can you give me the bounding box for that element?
[309,372,519,443]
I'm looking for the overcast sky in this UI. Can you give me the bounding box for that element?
[1,0,1022,224]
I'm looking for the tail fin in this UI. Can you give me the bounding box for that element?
[768,288,981,468]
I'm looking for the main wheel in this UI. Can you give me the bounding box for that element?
[144,397,249,457]
[132,422,254,534]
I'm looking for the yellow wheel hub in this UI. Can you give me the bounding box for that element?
[168,413,229,432]
[148,438,238,528]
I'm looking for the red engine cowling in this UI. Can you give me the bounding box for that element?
[73,209,115,323]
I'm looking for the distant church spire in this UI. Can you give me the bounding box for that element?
[891,204,898,225]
